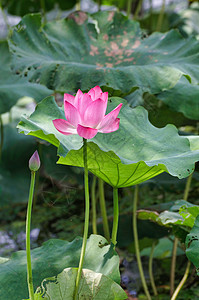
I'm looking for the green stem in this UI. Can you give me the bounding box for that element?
[149,242,158,296]
[97,0,101,11]
[127,0,133,18]
[9,108,12,123]
[74,138,90,300]
[183,173,193,201]
[149,0,153,15]
[26,171,36,300]
[76,0,81,10]
[0,115,3,160]
[91,176,97,234]
[156,0,165,32]
[134,0,143,20]
[171,261,191,300]
[40,0,46,23]
[133,185,152,300]
[170,237,178,296]
[98,178,110,242]
[148,0,153,29]
[56,9,62,21]
[170,173,193,296]
[111,188,119,247]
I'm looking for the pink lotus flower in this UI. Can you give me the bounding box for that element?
[53,86,123,139]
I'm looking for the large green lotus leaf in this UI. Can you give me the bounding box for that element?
[0,235,120,300]
[125,81,198,126]
[186,215,199,274]
[141,237,185,259]
[0,41,52,114]
[17,96,199,187]
[126,89,193,128]
[2,0,76,16]
[157,77,199,120]
[137,210,186,228]
[9,11,199,95]
[138,200,199,230]
[187,135,199,151]
[27,268,127,300]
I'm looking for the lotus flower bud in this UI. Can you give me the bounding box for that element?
[29,150,40,172]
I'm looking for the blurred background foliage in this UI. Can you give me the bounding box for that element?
[0,0,199,298]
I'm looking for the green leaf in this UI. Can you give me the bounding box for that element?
[138,200,199,230]
[186,215,199,274]
[137,209,186,228]
[157,77,199,120]
[28,268,127,300]
[127,90,189,128]
[17,96,199,187]
[137,210,160,223]
[0,257,9,264]
[170,200,199,228]
[141,237,184,259]
[0,41,52,114]
[9,11,199,95]
[0,235,120,300]
[158,211,185,226]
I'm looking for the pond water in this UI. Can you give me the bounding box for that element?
[0,228,40,257]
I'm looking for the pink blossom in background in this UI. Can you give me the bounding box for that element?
[53,86,123,139]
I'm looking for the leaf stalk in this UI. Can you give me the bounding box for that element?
[171,261,191,300]
[127,0,133,18]
[74,138,90,300]
[99,178,110,242]
[111,187,119,247]
[0,115,3,160]
[149,241,158,296]
[133,185,152,300]
[156,0,166,32]
[91,175,97,234]
[26,171,36,300]
[134,0,143,20]
[171,173,193,296]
